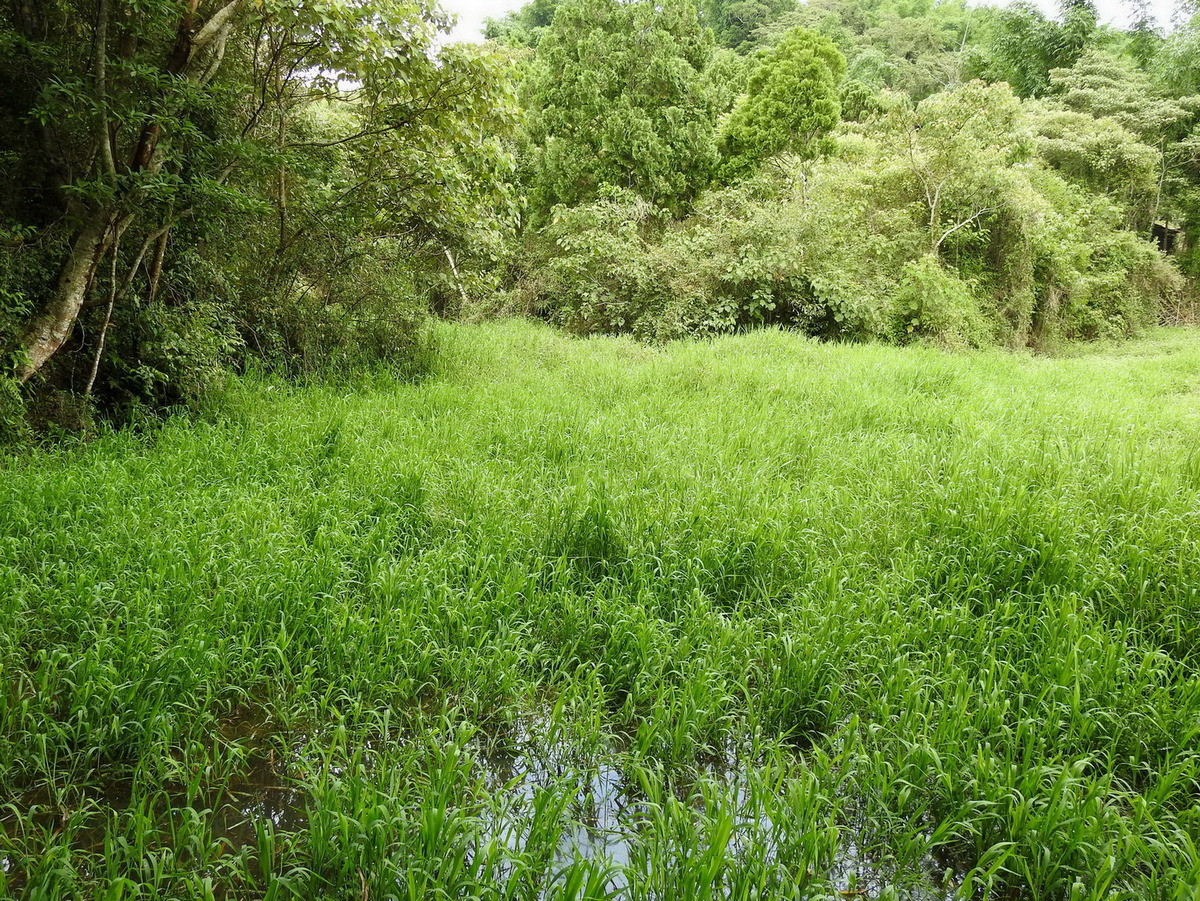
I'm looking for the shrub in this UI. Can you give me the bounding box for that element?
[519,81,1180,349]
[533,189,666,338]
[893,256,992,347]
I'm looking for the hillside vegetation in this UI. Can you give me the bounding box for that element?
[3,322,1200,898]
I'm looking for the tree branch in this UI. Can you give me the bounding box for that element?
[934,205,1001,253]
[94,0,117,185]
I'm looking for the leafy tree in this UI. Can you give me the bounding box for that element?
[700,0,796,53]
[889,80,1028,256]
[974,0,1097,98]
[976,2,1064,97]
[759,0,974,101]
[839,79,887,122]
[1124,0,1159,67]
[1155,12,1200,97]
[719,27,845,177]
[523,0,720,220]
[0,0,516,408]
[862,12,967,99]
[1028,104,1159,227]
[1049,50,1195,141]
[1055,0,1098,65]
[484,0,561,47]
[701,47,752,115]
[1048,49,1200,236]
[521,79,1180,347]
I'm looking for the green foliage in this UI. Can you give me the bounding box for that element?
[520,80,1178,347]
[974,1,1083,98]
[4,320,1200,897]
[1039,48,1200,275]
[111,252,244,407]
[0,376,28,444]
[530,188,665,336]
[3,0,1196,441]
[838,79,886,123]
[893,255,991,346]
[1028,103,1159,226]
[700,47,752,115]
[1055,0,1098,65]
[719,27,845,177]
[764,0,974,101]
[1156,14,1200,98]
[700,0,796,53]
[484,0,562,46]
[1049,50,1196,141]
[0,0,517,432]
[523,0,720,220]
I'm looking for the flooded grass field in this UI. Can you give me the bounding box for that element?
[3,321,1200,899]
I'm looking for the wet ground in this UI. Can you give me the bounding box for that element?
[1,707,960,898]
[470,714,960,899]
[0,703,305,894]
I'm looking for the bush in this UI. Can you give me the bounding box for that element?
[0,376,28,444]
[518,81,1180,350]
[234,260,434,382]
[530,189,666,338]
[893,256,992,347]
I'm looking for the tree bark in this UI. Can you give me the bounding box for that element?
[443,246,470,309]
[17,209,118,382]
[147,226,170,303]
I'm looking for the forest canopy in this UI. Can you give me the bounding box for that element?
[1,0,1198,434]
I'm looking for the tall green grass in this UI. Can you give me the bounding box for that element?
[2,321,1200,899]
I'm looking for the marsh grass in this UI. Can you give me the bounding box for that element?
[2,321,1200,898]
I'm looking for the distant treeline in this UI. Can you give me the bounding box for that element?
[486,0,1199,347]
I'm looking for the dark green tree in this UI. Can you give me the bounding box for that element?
[976,0,1095,98]
[977,2,1062,97]
[1056,0,1098,65]
[524,0,720,220]
[700,0,796,53]
[0,0,516,400]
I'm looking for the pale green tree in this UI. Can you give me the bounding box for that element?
[1028,104,1159,227]
[1049,50,1195,141]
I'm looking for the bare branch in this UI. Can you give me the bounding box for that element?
[934,205,1001,252]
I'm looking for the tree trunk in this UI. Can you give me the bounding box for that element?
[14,0,243,383]
[443,246,470,310]
[84,230,121,397]
[18,209,118,383]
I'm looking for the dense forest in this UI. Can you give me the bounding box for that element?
[0,0,1198,434]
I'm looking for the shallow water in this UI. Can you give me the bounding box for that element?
[1,708,959,898]
[470,714,959,898]
[0,704,305,892]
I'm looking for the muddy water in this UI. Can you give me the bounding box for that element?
[0,704,306,893]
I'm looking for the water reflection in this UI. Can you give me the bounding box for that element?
[470,715,957,899]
